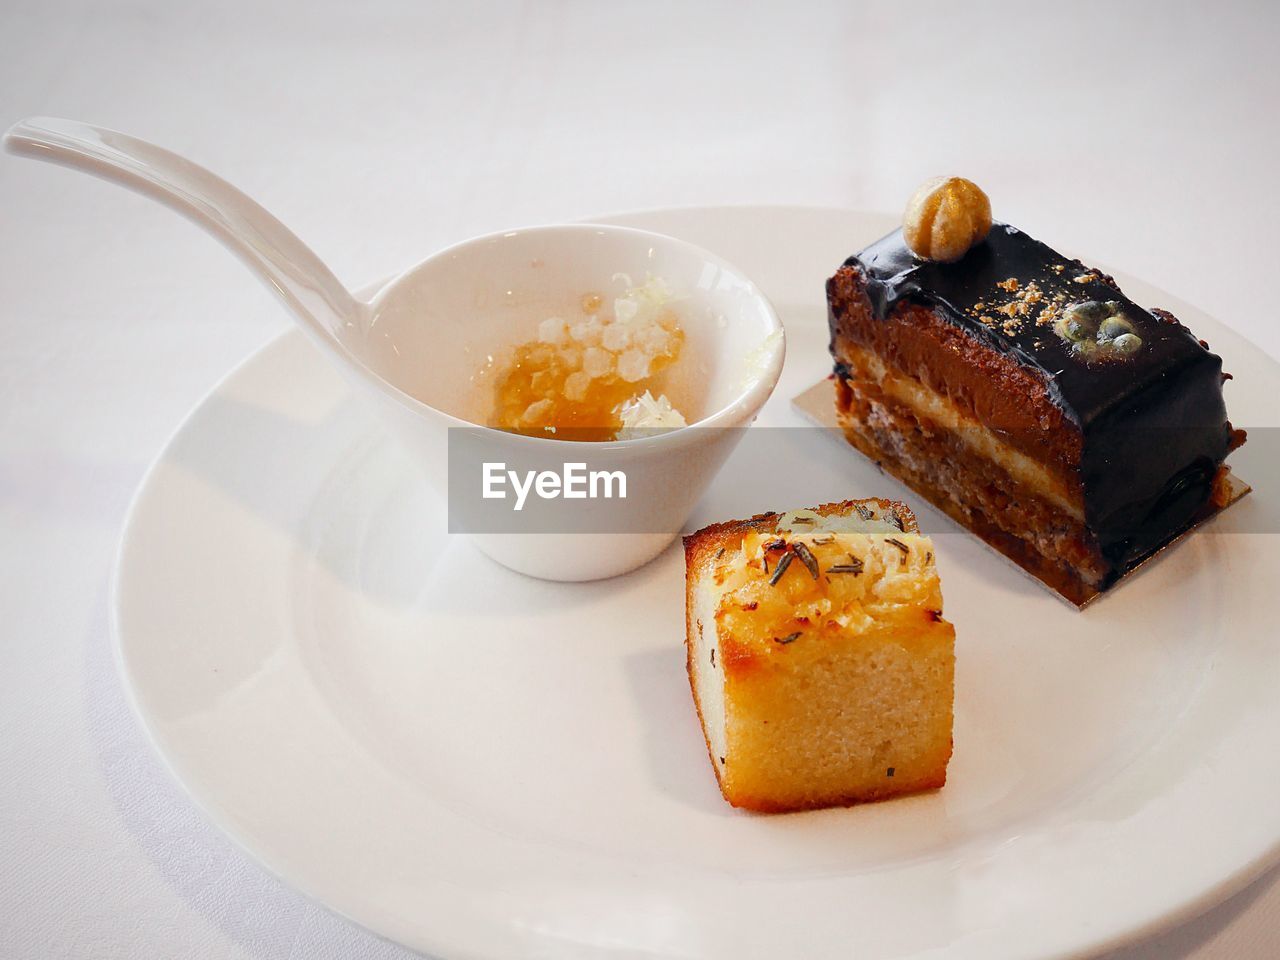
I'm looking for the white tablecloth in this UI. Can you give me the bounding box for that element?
[2,1,1277,957]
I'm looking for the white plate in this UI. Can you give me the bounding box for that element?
[113,206,1280,960]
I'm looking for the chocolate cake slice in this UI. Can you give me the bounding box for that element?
[827,213,1244,604]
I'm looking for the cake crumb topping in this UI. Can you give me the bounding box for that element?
[971,278,1060,336]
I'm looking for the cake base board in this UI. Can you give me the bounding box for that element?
[792,378,1252,609]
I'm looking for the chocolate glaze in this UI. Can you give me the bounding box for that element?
[836,223,1235,582]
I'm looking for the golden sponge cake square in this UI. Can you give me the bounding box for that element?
[683,499,954,813]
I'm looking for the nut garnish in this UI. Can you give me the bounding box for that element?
[903,176,992,263]
[1054,300,1144,361]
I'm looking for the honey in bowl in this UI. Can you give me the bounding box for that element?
[491,276,688,441]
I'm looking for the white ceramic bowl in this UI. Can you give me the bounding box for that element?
[345,223,785,580]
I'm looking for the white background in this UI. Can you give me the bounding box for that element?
[2,1,1278,957]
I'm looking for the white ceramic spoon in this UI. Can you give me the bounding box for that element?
[4,116,785,580]
[4,116,365,364]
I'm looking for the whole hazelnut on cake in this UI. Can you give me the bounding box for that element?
[902,176,992,263]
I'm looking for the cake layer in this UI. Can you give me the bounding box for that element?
[834,369,1109,601]
[837,338,1082,516]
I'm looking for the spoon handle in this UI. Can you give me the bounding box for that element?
[4,116,364,351]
